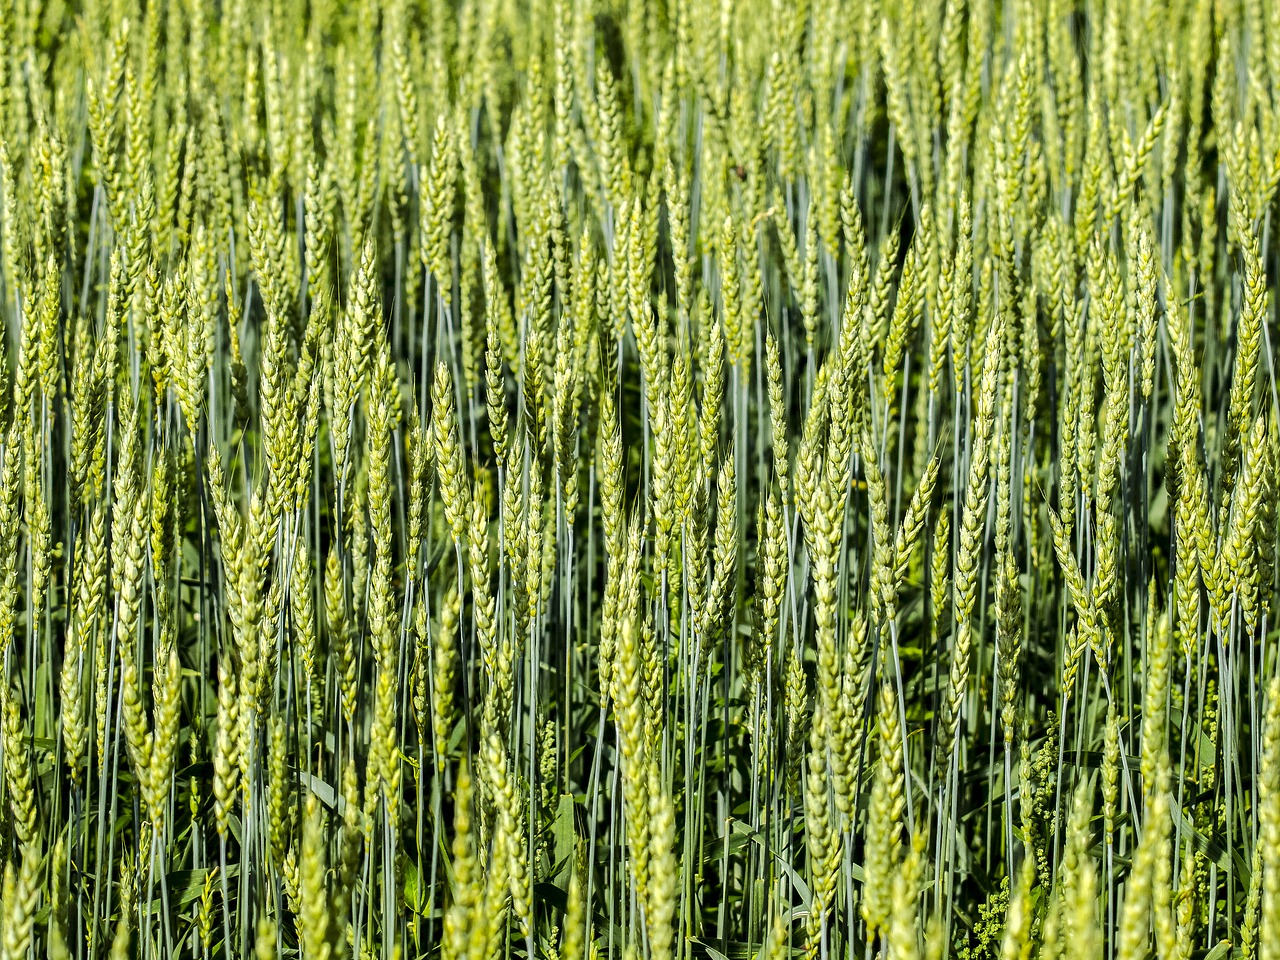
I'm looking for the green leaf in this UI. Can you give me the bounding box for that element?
[1169,803,1250,886]
[688,939,732,960]
[729,820,819,906]
[554,793,577,886]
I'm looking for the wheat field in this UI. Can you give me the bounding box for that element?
[0,0,1275,958]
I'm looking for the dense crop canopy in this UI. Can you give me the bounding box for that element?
[0,1,1277,959]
